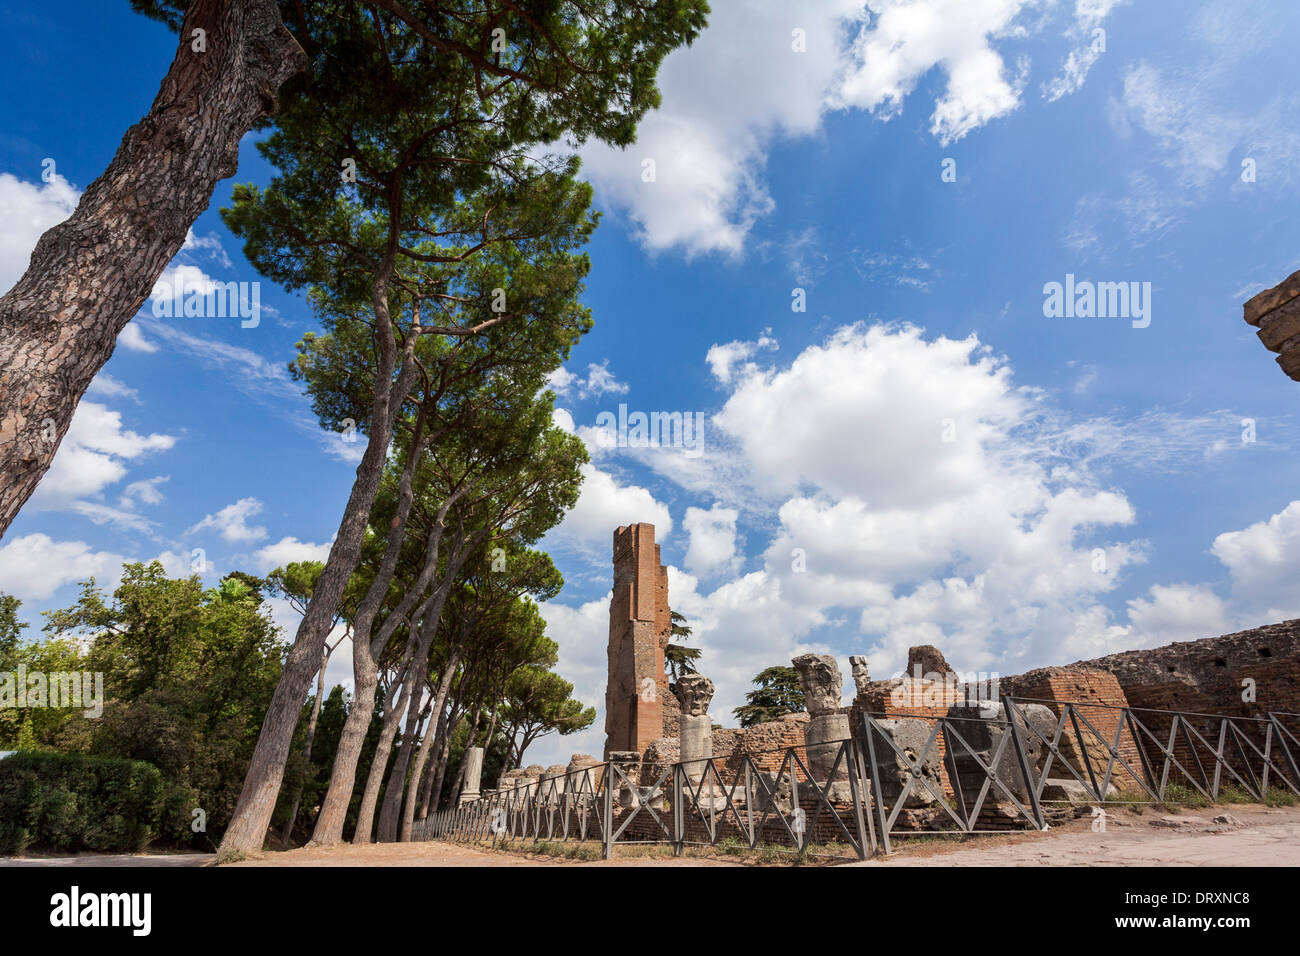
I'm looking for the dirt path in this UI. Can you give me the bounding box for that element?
[5,805,1298,866]
[856,805,1300,867]
[228,841,736,866]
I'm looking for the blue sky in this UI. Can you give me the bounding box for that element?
[4,1,1300,765]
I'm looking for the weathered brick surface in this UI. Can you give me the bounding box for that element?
[1069,621,1300,787]
[604,524,672,756]
[850,677,966,797]
[1072,619,1300,719]
[1000,667,1145,792]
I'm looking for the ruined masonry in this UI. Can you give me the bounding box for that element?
[491,521,1300,835]
[603,523,672,756]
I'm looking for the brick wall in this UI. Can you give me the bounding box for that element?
[1000,667,1145,792]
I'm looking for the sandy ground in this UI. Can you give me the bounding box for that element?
[856,804,1300,867]
[3,804,1298,867]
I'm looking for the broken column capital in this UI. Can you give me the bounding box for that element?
[674,673,715,716]
[848,655,871,696]
[792,653,843,716]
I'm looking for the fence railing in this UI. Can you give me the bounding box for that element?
[413,739,877,860]
[415,699,1300,859]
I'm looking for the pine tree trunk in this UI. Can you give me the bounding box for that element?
[219,265,417,856]
[0,0,304,538]
[279,642,330,844]
[351,674,418,845]
[398,656,461,840]
[375,663,431,842]
[309,646,379,845]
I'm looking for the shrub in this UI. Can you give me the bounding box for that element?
[0,752,165,854]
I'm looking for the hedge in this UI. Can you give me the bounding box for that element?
[0,752,165,854]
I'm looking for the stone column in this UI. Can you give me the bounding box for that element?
[792,653,853,802]
[676,674,715,783]
[849,655,871,697]
[458,746,485,805]
[676,674,724,810]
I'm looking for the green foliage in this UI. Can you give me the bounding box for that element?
[0,593,24,671]
[733,666,806,728]
[665,610,700,685]
[0,751,166,854]
[0,566,285,847]
[502,666,596,764]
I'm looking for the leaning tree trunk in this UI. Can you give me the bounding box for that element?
[350,663,420,845]
[220,269,417,856]
[0,0,304,537]
[279,640,332,844]
[375,656,437,842]
[421,711,459,823]
[309,646,381,844]
[397,654,462,840]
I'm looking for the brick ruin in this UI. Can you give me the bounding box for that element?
[603,523,673,756]
[497,522,1300,833]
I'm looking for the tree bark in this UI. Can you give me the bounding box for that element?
[351,660,422,845]
[278,639,333,844]
[398,654,462,840]
[220,267,418,855]
[375,655,433,842]
[0,0,305,537]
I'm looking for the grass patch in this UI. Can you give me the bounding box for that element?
[1265,787,1298,808]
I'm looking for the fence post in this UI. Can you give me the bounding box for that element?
[672,763,684,856]
[1003,697,1045,830]
[1270,713,1300,790]
[602,762,614,860]
[861,714,892,855]
[845,739,871,859]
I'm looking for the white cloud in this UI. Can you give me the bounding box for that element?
[1125,583,1229,648]
[0,534,126,602]
[187,497,269,544]
[546,360,629,401]
[28,401,176,513]
[251,536,334,574]
[579,1,1113,257]
[1045,0,1128,102]
[88,373,139,403]
[682,504,741,578]
[68,501,158,535]
[1211,501,1300,621]
[120,475,169,509]
[552,463,673,550]
[117,322,158,353]
[0,172,80,295]
[835,0,1035,145]
[705,330,779,386]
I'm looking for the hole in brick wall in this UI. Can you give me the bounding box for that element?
[1214,658,1227,667]
[1259,647,1272,658]
[1167,665,1176,672]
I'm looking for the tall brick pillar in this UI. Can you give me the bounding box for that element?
[604,523,671,757]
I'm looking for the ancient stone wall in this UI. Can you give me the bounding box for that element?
[1000,666,1144,792]
[1072,619,1300,719]
[604,523,673,756]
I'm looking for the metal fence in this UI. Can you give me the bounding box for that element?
[413,739,877,860]
[416,699,1300,859]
